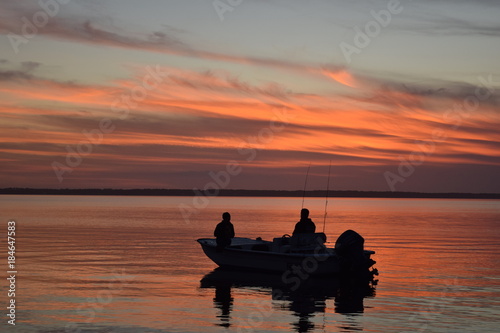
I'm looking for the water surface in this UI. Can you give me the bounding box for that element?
[0,195,499,332]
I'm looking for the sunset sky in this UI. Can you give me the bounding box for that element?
[0,0,499,192]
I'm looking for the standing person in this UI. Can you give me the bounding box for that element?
[292,208,316,235]
[214,212,235,250]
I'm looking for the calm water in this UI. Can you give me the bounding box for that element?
[0,195,499,333]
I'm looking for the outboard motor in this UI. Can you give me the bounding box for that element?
[335,230,369,277]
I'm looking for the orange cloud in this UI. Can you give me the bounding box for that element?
[1,63,499,191]
[322,68,358,88]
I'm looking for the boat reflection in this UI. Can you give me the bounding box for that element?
[200,268,376,332]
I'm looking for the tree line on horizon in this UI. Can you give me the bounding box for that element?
[0,188,498,199]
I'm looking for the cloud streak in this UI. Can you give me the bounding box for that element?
[0,61,498,191]
[1,1,499,192]
[0,2,316,75]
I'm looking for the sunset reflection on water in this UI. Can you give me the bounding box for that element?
[1,195,499,332]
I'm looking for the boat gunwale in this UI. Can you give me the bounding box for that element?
[196,237,375,256]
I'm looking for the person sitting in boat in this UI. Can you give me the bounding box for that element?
[214,212,235,250]
[292,208,316,235]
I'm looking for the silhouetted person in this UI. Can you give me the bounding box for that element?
[292,208,316,235]
[214,212,235,250]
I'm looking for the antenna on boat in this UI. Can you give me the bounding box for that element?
[301,163,311,209]
[322,160,332,233]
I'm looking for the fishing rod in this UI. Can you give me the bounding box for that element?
[301,163,311,209]
[322,160,332,233]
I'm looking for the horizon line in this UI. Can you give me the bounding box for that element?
[1,188,499,199]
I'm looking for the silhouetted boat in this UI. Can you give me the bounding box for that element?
[197,231,377,277]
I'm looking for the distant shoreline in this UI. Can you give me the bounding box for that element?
[1,188,499,199]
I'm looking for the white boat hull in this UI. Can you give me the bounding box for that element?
[197,237,375,276]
